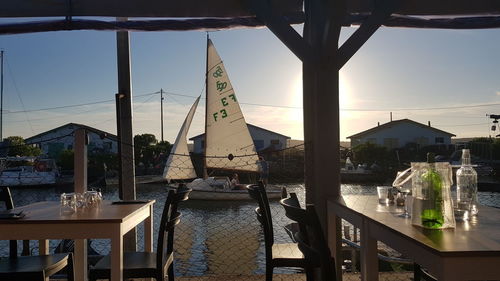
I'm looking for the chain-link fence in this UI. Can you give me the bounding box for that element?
[1,146,500,281]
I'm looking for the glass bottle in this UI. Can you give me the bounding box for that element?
[420,153,444,229]
[456,149,478,217]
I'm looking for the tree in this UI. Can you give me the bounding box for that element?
[133,134,158,167]
[5,136,42,157]
[352,142,393,167]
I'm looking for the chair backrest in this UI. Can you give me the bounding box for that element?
[0,187,19,257]
[1,187,32,257]
[0,186,14,210]
[156,184,192,273]
[247,181,274,249]
[280,197,336,281]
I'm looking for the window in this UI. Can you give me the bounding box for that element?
[414,137,429,146]
[254,140,264,150]
[271,139,280,145]
[366,138,377,144]
[435,137,444,144]
[383,138,399,149]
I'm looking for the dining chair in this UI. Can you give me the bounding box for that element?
[88,185,192,281]
[247,182,312,281]
[0,186,75,281]
[280,195,337,281]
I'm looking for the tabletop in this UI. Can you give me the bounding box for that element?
[0,200,155,224]
[331,195,500,257]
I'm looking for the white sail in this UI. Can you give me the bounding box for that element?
[205,39,259,172]
[162,96,201,182]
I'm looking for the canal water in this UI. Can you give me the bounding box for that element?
[1,184,499,276]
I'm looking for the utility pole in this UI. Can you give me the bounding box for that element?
[1,50,4,142]
[160,88,164,142]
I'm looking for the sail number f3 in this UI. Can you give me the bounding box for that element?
[213,94,237,122]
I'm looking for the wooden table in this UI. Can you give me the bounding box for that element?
[328,195,500,281]
[0,200,154,281]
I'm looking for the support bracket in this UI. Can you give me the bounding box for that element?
[337,0,399,70]
[250,0,316,63]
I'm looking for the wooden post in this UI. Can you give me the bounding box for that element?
[73,128,88,281]
[302,0,343,279]
[74,128,87,193]
[116,18,137,251]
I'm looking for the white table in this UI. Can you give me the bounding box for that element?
[0,200,154,281]
[328,195,500,281]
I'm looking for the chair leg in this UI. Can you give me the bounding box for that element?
[265,265,273,281]
[413,263,421,281]
[67,253,75,281]
[305,267,314,281]
[167,263,175,281]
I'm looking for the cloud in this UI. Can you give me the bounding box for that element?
[496,91,500,96]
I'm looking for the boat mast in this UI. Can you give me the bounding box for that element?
[0,50,3,141]
[160,88,164,142]
[203,33,209,179]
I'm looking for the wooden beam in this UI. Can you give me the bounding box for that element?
[337,0,397,70]
[0,0,303,18]
[347,0,500,16]
[116,25,137,251]
[250,0,314,62]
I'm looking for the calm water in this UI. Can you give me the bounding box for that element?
[1,184,499,276]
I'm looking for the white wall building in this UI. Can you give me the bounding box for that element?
[190,123,290,154]
[347,119,455,149]
[25,123,118,159]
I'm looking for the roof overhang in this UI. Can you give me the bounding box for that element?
[347,0,500,16]
[0,0,303,18]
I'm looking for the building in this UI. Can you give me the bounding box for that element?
[25,123,118,159]
[347,119,455,149]
[190,123,291,154]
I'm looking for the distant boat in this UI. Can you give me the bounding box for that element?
[0,156,59,187]
[162,37,281,200]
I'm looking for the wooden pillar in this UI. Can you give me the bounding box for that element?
[303,0,343,279]
[116,18,137,251]
[73,128,88,281]
[74,128,87,193]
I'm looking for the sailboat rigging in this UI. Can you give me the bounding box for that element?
[162,37,280,200]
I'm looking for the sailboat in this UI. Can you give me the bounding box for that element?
[162,37,281,200]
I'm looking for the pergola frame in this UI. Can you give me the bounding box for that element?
[2,0,500,280]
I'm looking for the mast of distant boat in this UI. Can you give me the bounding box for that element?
[0,50,4,141]
[203,34,209,179]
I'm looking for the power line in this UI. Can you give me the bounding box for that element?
[4,54,35,134]
[4,91,160,114]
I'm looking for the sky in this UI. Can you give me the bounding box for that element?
[1,19,500,143]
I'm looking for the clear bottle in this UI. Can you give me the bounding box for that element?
[456,149,478,216]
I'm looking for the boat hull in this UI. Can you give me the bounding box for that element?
[188,187,282,200]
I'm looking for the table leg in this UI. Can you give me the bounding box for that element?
[111,230,124,281]
[38,239,49,255]
[360,219,378,281]
[144,205,153,252]
[74,239,88,281]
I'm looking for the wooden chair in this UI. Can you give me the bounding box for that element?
[247,182,311,281]
[0,186,75,281]
[280,196,337,281]
[89,185,192,281]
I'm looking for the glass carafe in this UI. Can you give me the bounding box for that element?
[411,154,455,229]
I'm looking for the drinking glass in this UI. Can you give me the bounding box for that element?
[75,193,86,209]
[377,186,390,204]
[84,191,101,208]
[60,193,76,214]
[393,169,412,218]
